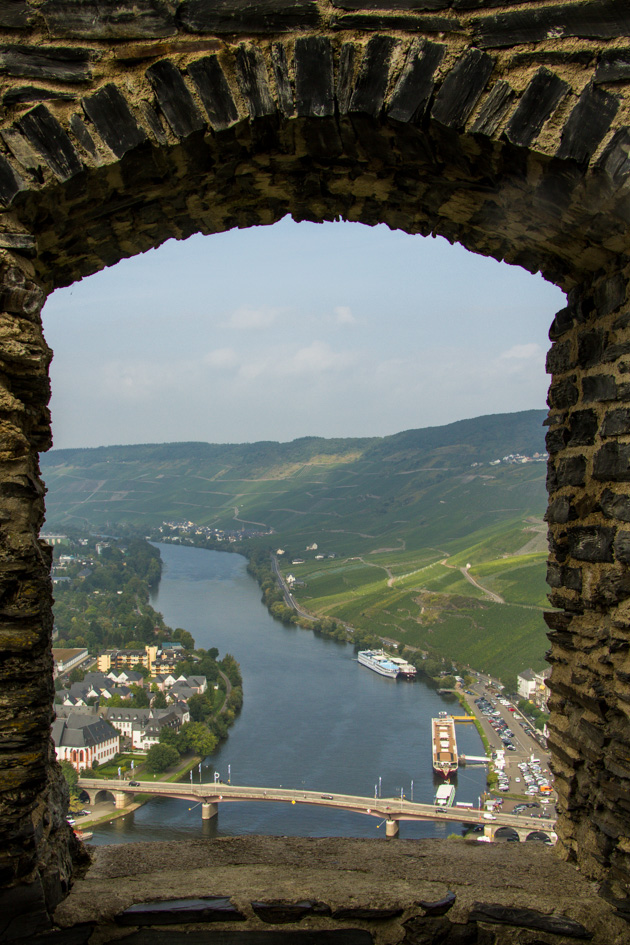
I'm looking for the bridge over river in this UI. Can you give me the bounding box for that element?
[77,778,556,842]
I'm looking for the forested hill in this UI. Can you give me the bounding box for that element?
[40,409,549,547]
[43,409,547,473]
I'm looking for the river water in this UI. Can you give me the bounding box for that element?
[90,543,486,844]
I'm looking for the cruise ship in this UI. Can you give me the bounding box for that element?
[388,656,417,679]
[432,712,459,779]
[357,649,400,678]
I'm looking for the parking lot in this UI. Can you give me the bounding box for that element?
[464,685,556,820]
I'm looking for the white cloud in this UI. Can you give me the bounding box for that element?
[499,343,543,361]
[204,347,238,369]
[221,306,282,330]
[334,305,357,325]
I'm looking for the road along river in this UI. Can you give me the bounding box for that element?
[89,543,487,845]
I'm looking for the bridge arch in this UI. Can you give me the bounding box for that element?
[526,830,553,844]
[1,0,630,929]
[494,826,520,843]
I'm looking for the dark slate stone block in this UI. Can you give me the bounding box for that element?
[546,339,574,375]
[141,101,168,144]
[333,905,403,919]
[547,563,563,587]
[146,60,206,138]
[271,44,294,118]
[0,0,31,28]
[577,329,606,369]
[510,50,595,67]
[545,427,565,454]
[188,56,239,131]
[548,376,579,409]
[332,12,455,32]
[595,51,630,85]
[601,408,630,437]
[614,531,630,565]
[547,495,572,525]
[251,900,331,923]
[179,0,320,34]
[471,79,514,135]
[295,36,334,118]
[349,35,399,116]
[235,45,275,119]
[0,232,35,253]
[116,896,246,925]
[505,67,568,148]
[557,82,619,165]
[337,43,356,114]
[387,39,444,124]
[556,456,586,487]
[41,0,176,39]
[582,374,618,403]
[601,488,630,522]
[594,443,630,481]
[593,272,625,317]
[3,86,76,106]
[69,114,98,157]
[83,84,147,158]
[0,45,96,83]
[16,104,82,181]
[431,48,494,130]
[473,0,630,49]
[416,890,456,915]
[332,0,449,8]
[567,408,598,446]
[563,566,582,591]
[470,901,591,937]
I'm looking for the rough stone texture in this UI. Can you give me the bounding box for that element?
[1,0,630,938]
[48,837,628,943]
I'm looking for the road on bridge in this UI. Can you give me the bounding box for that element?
[77,778,556,835]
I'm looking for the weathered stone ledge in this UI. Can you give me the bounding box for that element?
[44,836,628,945]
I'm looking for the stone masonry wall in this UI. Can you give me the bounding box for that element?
[0,0,630,936]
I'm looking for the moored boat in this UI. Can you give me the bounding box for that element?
[388,656,417,679]
[434,783,456,807]
[432,712,459,779]
[357,649,400,678]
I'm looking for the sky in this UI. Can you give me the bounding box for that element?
[41,217,565,450]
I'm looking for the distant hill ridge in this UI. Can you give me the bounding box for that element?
[43,409,548,470]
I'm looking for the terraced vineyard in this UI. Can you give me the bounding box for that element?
[42,409,550,682]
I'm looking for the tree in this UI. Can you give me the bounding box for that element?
[188,692,212,722]
[68,667,85,684]
[130,685,150,708]
[152,690,167,709]
[60,760,79,798]
[178,722,217,758]
[145,743,180,773]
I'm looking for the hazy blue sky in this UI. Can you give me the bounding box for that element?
[42,217,565,450]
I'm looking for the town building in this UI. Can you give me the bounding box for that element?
[52,647,88,679]
[51,712,119,772]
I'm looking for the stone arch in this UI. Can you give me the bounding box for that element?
[2,0,630,929]
[526,830,553,844]
[494,826,520,842]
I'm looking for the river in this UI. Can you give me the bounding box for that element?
[90,542,487,844]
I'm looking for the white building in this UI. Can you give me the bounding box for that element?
[51,713,119,772]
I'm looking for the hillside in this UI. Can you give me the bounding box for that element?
[41,409,551,683]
